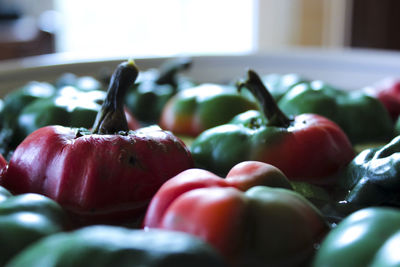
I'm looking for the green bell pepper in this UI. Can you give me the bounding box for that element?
[125,57,195,125]
[15,86,105,143]
[2,86,106,157]
[0,187,67,266]
[0,82,57,157]
[312,207,400,267]
[277,80,394,144]
[6,226,226,267]
[261,73,309,101]
[55,72,105,91]
[340,134,400,207]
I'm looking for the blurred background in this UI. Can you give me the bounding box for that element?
[0,0,398,61]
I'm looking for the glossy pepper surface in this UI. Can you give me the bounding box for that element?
[0,77,139,159]
[0,187,67,266]
[1,60,193,227]
[160,82,258,137]
[0,82,56,156]
[190,70,355,181]
[261,73,309,101]
[125,57,195,125]
[340,135,400,207]
[6,226,226,267]
[277,80,394,144]
[144,161,328,267]
[312,207,400,267]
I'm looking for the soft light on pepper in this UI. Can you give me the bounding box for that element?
[339,134,400,208]
[143,161,328,267]
[6,226,227,267]
[278,80,394,145]
[0,187,67,266]
[160,82,259,137]
[1,60,193,227]
[312,207,400,267]
[125,57,195,125]
[190,69,355,182]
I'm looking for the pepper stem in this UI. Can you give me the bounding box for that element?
[92,59,139,134]
[155,57,192,89]
[236,69,292,128]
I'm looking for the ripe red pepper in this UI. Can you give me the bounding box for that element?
[1,60,194,227]
[143,161,328,266]
[364,77,400,121]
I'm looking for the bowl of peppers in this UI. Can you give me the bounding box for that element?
[0,48,399,266]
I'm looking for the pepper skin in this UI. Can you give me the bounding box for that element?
[0,188,67,266]
[6,226,227,267]
[15,86,140,138]
[1,60,193,227]
[312,207,400,267]
[55,72,105,91]
[261,73,309,101]
[364,77,400,121]
[160,83,258,137]
[190,70,355,181]
[0,78,139,160]
[143,161,328,267]
[125,57,195,125]
[277,80,394,145]
[339,135,400,208]
[0,82,56,157]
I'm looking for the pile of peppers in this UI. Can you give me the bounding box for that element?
[0,59,400,266]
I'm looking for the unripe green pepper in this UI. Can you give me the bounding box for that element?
[277,80,394,144]
[125,57,195,125]
[13,86,106,146]
[6,226,227,267]
[340,134,400,207]
[312,207,400,267]
[0,79,139,159]
[261,73,308,101]
[0,82,56,156]
[55,72,105,91]
[0,187,67,266]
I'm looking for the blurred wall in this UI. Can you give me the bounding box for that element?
[255,0,352,51]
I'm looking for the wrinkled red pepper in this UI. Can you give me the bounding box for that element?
[1,60,194,226]
[144,161,328,266]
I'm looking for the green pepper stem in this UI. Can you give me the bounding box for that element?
[92,59,139,134]
[237,69,292,128]
[155,57,192,89]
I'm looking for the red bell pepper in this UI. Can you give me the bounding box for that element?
[144,161,328,266]
[1,60,194,227]
[364,77,400,121]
